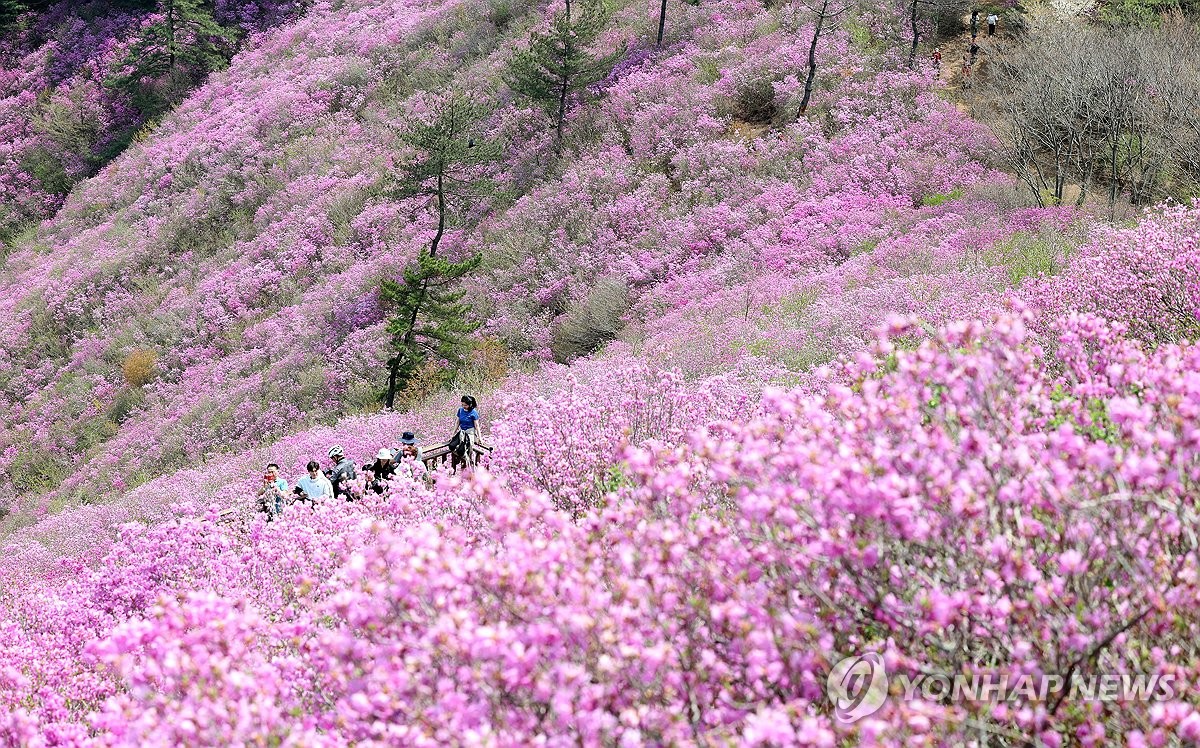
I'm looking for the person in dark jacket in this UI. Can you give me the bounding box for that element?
[395,432,423,463]
[363,448,397,494]
[325,445,357,500]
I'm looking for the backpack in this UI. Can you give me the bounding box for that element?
[327,460,357,497]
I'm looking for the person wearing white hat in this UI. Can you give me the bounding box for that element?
[362,447,397,494]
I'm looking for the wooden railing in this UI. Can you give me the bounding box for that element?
[420,440,493,470]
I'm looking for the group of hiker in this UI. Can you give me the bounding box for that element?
[931,10,999,83]
[256,395,483,519]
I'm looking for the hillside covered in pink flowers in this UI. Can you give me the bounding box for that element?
[2,0,1200,743]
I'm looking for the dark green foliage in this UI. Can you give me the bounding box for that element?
[20,145,74,195]
[381,95,503,407]
[550,277,629,362]
[488,0,517,29]
[381,252,483,403]
[904,0,966,66]
[0,0,28,33]
[107,0,236,113]
[734,75,776,123]
[7,445,71,496]
[504,0,624,142]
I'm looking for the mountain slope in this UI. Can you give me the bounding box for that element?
[0,0,1043,526]
[6,0,1200,742]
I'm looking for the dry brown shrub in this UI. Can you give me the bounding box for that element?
[122,349,159,388]
[469,338,510,384]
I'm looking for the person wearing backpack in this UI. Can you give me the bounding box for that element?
[325,445,357,500]
[454,395,483,464]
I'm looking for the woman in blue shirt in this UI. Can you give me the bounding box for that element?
[455,395,482,465]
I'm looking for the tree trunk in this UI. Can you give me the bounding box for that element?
[798,0,827,117]
[388,278,429,406]
[1054,147,1065,204]
[429,170,446,257]
[909,0,920,68]
[385,358,400,409]
[167,0,176,73]
[657,0,668,46]
[556,78,569,143]
[1110,138,1119,215]
[387,169,444,405]
[556,0,573,143]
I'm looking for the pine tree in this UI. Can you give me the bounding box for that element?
[380,252,482,409]
[0,0,28,34]
[505,0,624,143]
[109,0,235,109]
[380,95,503,409]
[796,0,852,117]
[390,96,504,259]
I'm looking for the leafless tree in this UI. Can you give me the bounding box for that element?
[978,18,1200,212]
[1132,16,1200,200]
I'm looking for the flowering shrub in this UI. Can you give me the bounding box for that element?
[1026,204,1200,347]
[0,0,306,240]
[487,354,755,515]
[5,0,1200,742]
[2,306,1200,744]
[0,0,1046,524]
